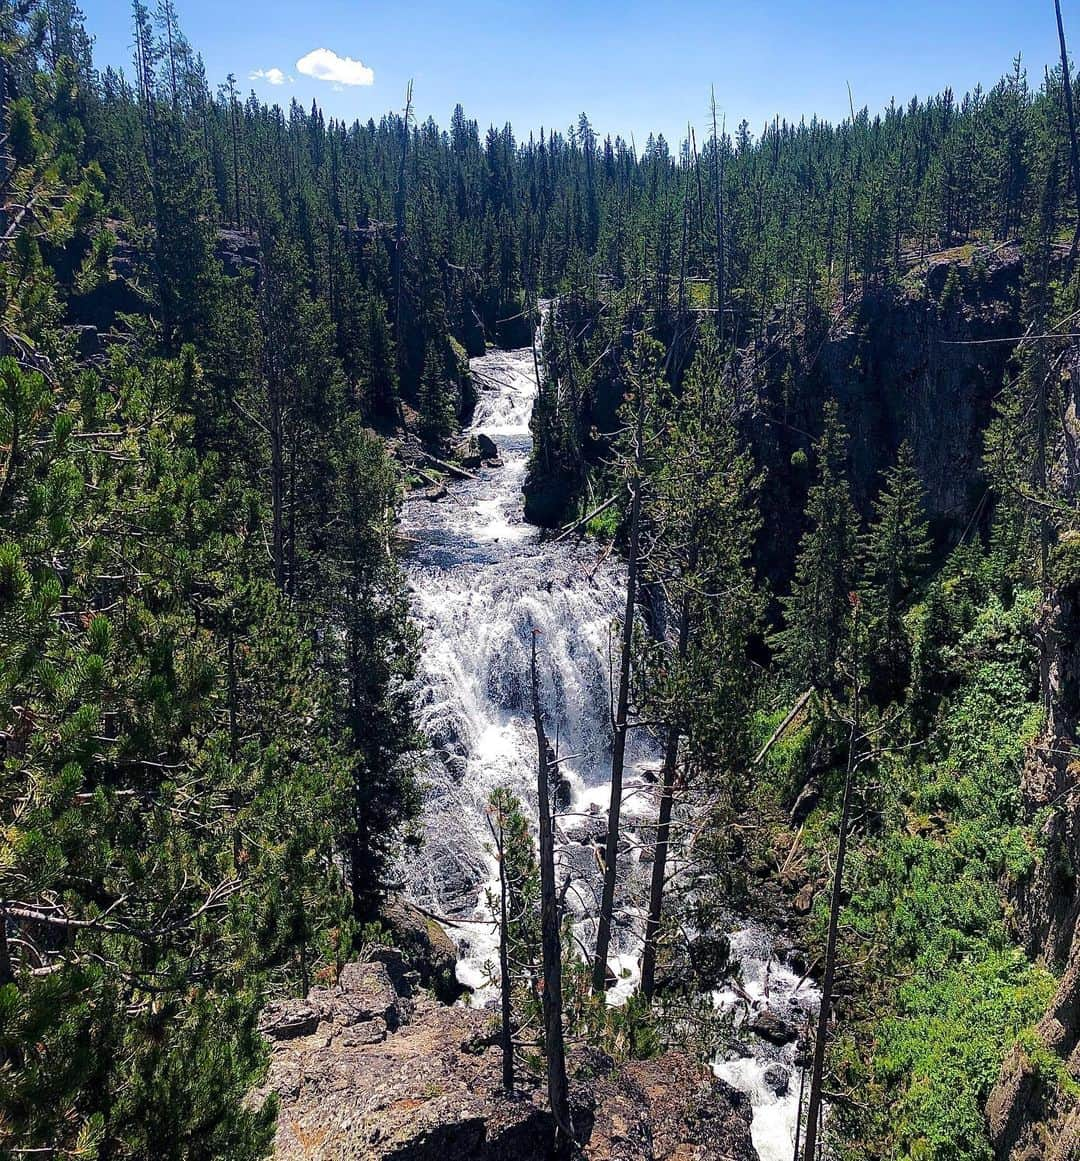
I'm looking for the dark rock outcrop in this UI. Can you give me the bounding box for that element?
[763,1064,790,1097]
[746,1006,798,1046]
[255,950,758,1161]
[743,243,1023,586]
[654,932,733,995]
[215,227,262,281]
[453,436,484,469]
[378,896,461,1002]
[476,433,499,462]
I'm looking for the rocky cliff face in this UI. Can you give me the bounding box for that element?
[253,947,758,1161]
[743,244,1023,583]
[987,939,1080,1161]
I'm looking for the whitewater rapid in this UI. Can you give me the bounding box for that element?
[400,337,820,1161]
[400,342,657,984]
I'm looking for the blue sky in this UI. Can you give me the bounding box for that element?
[86,0,1061,146]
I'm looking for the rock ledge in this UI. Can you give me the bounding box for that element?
[254,948,758,1161]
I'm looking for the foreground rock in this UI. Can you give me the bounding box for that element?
[378,896,460,1001]
[255,949,758,1161]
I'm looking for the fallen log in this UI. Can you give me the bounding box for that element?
[554,494,618,543]
[418,450,478,480]
[753,688,813,767]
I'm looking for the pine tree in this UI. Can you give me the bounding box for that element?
[0,351,348,1158]
[774,400,859,691]
[639,324,761,999]
[859,441,931,700]
[417,341,456,451]
[325,418,420,918]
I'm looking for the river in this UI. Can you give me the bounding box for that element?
[401,337,821,1161]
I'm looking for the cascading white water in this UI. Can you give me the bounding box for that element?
[712,925,822,1161]
[401,338,821,1161]
[401,343,658,979]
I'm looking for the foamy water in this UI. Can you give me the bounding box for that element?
[401,328,822,1158]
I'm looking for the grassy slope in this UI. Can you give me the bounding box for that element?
[753,577,1059,1160]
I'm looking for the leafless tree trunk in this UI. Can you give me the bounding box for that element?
[711,90,726,343]
[268,373,285,590]
[640,582,691,1000]
[531,634,573,1152]
[802,618,862,1161]
[677,123,691,315]
[592,370,645,994]
[0,902,11,988]
[393,81,413,375]
[227,74,241,228]
[1036,340,1050,581]
[489,811,515,1094]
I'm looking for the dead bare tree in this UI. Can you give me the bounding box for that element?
[802,598,863,1161]
[486,802,516,1094]
[592,355,647,995]
[639,571,692,1001]
[393,80,414,375]
[711,89,726,344]
[531,632,573,1153]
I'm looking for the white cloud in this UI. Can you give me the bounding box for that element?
[296,48,374,87]
[250,67,291,85]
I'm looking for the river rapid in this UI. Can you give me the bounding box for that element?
[400,338,821,1161]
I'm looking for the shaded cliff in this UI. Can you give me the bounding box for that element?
[742,243,1022,585]
[526,245,1024,590]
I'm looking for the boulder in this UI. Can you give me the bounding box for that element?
[793,882,815,915]
[378,896,460,1001]
[476,433,499,462]
[560,815,607,846]
[763,1063,790,1096]
[258,999,322,1041]
[747,1006,798,1045]
[687,931,731,989]
[654,932,731,995]
[453,436,483,469]
[789,777,821,827]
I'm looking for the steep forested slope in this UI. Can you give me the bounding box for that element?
[2,1,1080,1158]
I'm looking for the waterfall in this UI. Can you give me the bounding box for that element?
[401,339,821,1161]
